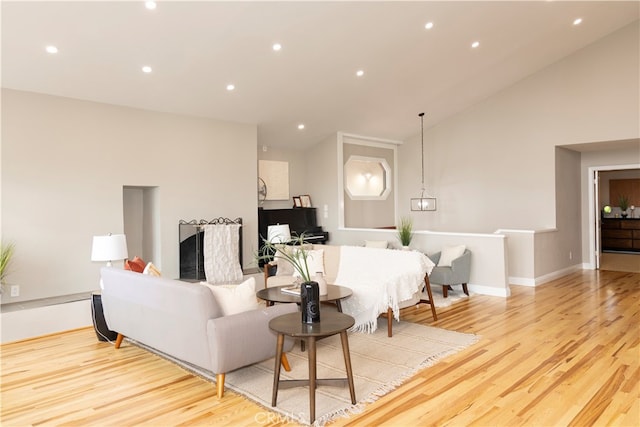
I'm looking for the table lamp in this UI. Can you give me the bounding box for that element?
[267,224,291,243]
[91,234,128,267]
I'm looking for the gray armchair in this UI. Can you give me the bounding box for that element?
[428,249,471,297]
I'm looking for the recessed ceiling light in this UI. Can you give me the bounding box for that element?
[142,66,152,73]
[356,70,365,77]
[145,1,157,10]
[45,45,58,54]
[425,22,434,30]
[471,41,480,49]
[573,18,583,26]
[226,84,235,91]
[297,124,305,130]
[272,43,282,51]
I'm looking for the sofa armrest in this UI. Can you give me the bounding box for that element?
[207,303,297,374]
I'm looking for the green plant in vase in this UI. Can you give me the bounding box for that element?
[619,195,629,217]
[256,233,313,283]
[256,233,322,323]
[397,216,414,249]
[0,242,15,285]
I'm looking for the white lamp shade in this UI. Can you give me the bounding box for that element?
[267,224,291,243]
[91,234,129,262]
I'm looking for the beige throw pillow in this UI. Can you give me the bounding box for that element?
[438,245,466,267]
[142,262,161,277]
[203,277,259,316]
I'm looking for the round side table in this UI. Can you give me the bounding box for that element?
[269,311,356,424]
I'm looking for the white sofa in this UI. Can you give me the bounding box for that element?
[100,267,297,398]
[263,244,437,336]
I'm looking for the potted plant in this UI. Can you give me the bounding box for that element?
[619,195,630,218]
[256,233,321,323]
[397,216,414,250]
[257,233,314,282]
[0,242,15,285]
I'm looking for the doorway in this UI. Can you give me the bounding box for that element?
[589,166,640,271]
[123,186,160,266]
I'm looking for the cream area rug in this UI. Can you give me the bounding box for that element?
[133,318,478,426]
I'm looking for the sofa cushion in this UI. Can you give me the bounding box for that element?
[124,256,146,273]
[314,244,340,282]
[203,277,259,316]
[438,245,466,267]
[274,245,295,276]
[266,275,298,288]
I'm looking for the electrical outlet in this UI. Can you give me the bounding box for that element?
[569,251,573,260]
[10,285,19,297]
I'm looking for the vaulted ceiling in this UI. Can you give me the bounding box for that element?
[2,1,638,149]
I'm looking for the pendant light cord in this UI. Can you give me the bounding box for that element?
[419,112,425,196]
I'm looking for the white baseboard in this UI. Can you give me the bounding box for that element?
[534,264,582,285]
[510,264,583,288]
[468,284,510,297]
[508,277,536,286]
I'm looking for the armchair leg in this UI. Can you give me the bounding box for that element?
[462,283,469,295]
[281,354,291,372]
[115,333,124,349]
[216,373,225,398]
[442,285,448,298]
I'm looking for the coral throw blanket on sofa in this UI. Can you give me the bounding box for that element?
[335,246,435,333]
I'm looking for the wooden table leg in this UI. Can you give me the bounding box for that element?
[340,331,356,404]
[271,333,284,407]
[308,336,317,424]
[336,299,343,312]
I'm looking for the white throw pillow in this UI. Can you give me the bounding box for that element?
[438,245,466,267]
[365,240,388,249]
[142,262,161,277]
[204,277,259,316]
[292,249,325,278]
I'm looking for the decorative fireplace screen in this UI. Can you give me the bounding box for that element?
[178,217,243,281]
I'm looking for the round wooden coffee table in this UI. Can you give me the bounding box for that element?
[269,311,356,424]
[257,284,352,312]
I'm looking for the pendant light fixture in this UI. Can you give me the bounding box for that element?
[410,112,437,211]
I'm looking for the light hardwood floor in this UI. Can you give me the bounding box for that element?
[2,270,638,426]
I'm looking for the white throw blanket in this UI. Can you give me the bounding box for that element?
[203,224,243,284]
[336,246,435,333]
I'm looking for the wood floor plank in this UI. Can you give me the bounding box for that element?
[1,270,638,426]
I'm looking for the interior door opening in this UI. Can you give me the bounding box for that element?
[589,166,640,273]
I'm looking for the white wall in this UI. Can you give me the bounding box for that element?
[1,89,258,303]
[399,21,639,235]
[301,21,639,290]
[258,146,308,210]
